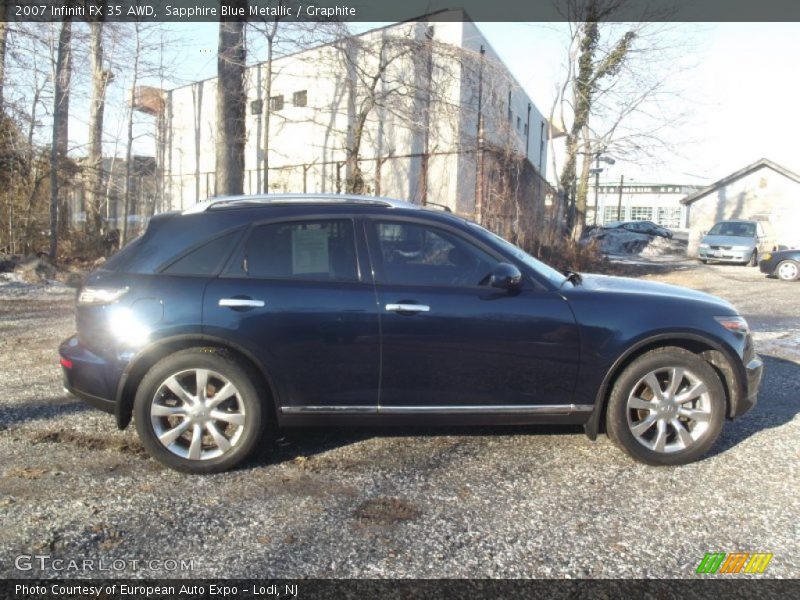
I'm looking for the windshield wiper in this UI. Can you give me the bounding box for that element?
[562,270,582,285]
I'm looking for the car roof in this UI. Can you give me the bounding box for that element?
[183,193,424,214]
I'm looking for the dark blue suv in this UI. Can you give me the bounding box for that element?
[59,194,763,473]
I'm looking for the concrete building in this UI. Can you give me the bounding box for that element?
[682,158,800,253]
[151,13,558,242]
[586,182,702,230]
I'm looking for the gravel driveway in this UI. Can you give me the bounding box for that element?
[0,261,797,579]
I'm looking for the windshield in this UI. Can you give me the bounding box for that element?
[466,222,567,287]
[708,222,756,237]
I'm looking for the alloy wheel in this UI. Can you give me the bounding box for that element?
[777,261,799,281]
[626,366,712,454]
[150,368,246,460]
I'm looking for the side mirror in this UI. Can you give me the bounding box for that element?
[489,262,522,291]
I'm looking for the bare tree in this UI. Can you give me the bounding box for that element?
[547,0,686,240]
[216,7,247,196]
[86,19,112,238]
[49,21,72,260]
[0,4,8,112]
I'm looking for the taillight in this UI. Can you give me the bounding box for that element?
[60,358,73,369]
[77,286,129,305]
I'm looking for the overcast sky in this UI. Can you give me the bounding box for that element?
[97,21,800,188]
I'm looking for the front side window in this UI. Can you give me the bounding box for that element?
[239,220,358,281]
[372,221,498,287]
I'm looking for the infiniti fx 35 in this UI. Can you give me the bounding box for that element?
[60,194,763,473]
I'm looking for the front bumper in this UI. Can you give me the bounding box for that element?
[59,336,124,415]
[736,355,763,417]
[698,248,752,263]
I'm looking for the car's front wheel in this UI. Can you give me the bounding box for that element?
[776,259,800,281]
[748,251,758,267]
[134,349,264,473]
[606,347,725,466]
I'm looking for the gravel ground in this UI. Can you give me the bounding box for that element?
[0,261,797,579]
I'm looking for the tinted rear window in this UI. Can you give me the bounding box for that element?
[102,235,144,272]
[162,231,240,275]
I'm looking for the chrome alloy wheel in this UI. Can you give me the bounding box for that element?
[150,369,246,460]
[777,260,799,281]
[626,367,712,454]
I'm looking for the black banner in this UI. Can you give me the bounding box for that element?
[3,579,800,600]
[3,0,800,23]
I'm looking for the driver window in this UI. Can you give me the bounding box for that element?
[373,221,498,287]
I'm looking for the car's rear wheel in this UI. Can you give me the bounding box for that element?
[606,347,725,466]
[776,259,800,281]
[134,349,264,473]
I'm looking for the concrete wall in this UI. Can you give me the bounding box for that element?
[159,19,548,220]
[686,166,800,253]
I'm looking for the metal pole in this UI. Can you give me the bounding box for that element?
[474,45,485,224]
[592,154,600,225]
[616,174,624,221]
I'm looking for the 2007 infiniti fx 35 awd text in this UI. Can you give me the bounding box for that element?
[59,194,763,473]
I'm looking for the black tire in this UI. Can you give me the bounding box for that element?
[776,259,800,282]
[699,259,708,264]
[134,348,265,474]
[748,251,758,267]
[606,347,725,466]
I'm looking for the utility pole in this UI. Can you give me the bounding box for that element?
[616,174,625,221]
[474,45,486,225]
[593,154,601,225]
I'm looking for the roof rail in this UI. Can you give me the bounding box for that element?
[182,193,418,214]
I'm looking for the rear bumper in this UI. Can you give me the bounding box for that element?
[736,355,763,417]
[59,336,124,415]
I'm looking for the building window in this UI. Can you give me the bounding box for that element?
[603,207,621,224]
[630,206,653,221]
[293,90,307,107]
[657,207,682,228]
[269,95,284,111]
[523,123,528,135]
[250,99,263,115]
[516,116,521,130]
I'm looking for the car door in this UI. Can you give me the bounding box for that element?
[365,217,580,410]
[203,217,380,411]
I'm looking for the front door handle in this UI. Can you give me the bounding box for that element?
[386,303,430,314]
[219,298,265,308]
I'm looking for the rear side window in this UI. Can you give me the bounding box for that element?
[102,235,144,272]
[162,231,240,275]
[237,219,358,282]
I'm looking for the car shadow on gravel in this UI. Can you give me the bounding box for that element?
[247,423,584,468]
[0,396,90,428]
[707,354,800,459]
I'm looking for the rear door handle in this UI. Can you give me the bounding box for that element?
[219,298,265,308]
[386,303,430,313]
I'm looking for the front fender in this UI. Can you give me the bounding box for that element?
[582,331,747,440]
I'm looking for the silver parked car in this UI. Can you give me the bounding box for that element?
[697,220,772,266]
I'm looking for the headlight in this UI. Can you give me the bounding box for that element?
[699,243,709,249]
[732,245,751,251]
[77,286,129,305]
[714,315,749,335]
